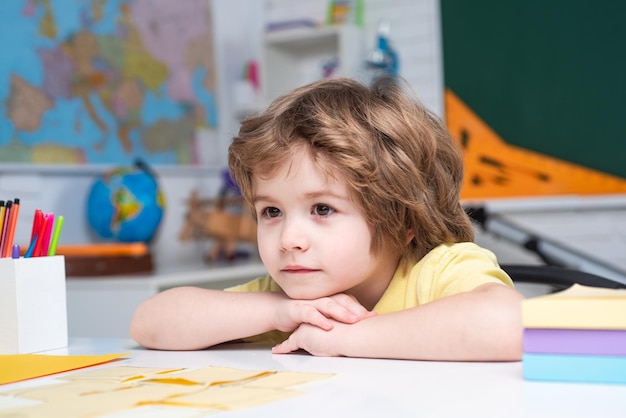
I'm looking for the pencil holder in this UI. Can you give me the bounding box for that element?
[0,256,68,354]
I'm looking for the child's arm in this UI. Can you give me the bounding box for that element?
[272,283,524,361]
[129,287,375,350]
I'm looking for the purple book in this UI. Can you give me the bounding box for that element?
[524,328,626,356]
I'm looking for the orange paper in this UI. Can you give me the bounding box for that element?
[0,353,128,385]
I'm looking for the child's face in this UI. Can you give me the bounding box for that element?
[252,151,399,306]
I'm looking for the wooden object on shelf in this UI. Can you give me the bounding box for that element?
[179,189,257,261]
[57,242,154,277]
[65,253,153,277]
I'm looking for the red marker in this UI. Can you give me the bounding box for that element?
[31,209,43,242]
[33,212,50,257]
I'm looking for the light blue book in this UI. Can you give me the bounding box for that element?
[523,353,626,384]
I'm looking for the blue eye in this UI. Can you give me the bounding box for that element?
[313,204,334,216]
[262,207,281,218]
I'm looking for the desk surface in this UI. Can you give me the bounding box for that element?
[3,338,625,417]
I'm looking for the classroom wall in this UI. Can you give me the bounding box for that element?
[0,0,443,269]
[0,0,262,267]
[364,0,444,115]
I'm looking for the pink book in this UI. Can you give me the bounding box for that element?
[524,328,626,356]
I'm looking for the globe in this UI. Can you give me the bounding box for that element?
[86,161,165,243]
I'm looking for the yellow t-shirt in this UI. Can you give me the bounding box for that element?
[372,242,513,314]
[225,242,513,343]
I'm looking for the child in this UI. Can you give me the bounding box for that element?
[130,77,524,361]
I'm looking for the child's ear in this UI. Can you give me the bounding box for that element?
[406,229,415,244]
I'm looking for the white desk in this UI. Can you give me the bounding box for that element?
[66,261,267,339]
[2,338,626,418]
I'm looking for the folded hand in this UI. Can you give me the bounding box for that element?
[273,293,376,333]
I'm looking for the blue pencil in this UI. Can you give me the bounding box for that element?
[24,233,38,258]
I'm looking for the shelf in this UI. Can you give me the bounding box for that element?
[260,25,365,104]
[265,25,348,49]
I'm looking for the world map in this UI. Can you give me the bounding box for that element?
[0,0,218,165]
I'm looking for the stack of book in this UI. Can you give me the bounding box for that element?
[521,283,626,384]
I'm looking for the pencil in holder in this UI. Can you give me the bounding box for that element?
[0,256,68,354]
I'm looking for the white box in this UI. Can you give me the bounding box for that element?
[0,256,68,354]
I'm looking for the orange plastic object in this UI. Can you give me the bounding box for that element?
[445,89,626,201]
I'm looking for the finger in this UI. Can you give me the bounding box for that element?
[299,304,334,330]
[362,310,378,319]
[328,294,372,318]
[317,298,367,324]
[272,337,299,354]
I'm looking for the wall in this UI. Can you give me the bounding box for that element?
[0,0,443,269]
[364,0,444,115]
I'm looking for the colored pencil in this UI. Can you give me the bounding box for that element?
[3,198,20,258]
[0,200,12,257]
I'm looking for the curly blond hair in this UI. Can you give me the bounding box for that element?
[228,77,473,263]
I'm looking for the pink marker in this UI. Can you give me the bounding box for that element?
[41,213,55,256]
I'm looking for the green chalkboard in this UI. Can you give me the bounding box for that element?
[441,1,626,178]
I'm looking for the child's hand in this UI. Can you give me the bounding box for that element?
[273,293,376,333]
[271,320,346,356]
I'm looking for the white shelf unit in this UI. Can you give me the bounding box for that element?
[260,25,365,104]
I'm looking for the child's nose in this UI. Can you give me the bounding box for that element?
[279,218,309,252]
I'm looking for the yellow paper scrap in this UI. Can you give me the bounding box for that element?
[63,366,184,383]
[0,365,333,417]
[5,381,120,402]
[0,353,128,385]
[153,385,302,411]
[171,367,273,386]
[244,370,334,389]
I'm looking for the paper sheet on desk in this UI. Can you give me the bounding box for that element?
[0,353,128,385]
[0,364,333,417]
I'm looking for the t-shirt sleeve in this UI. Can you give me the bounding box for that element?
[417,243,514,303]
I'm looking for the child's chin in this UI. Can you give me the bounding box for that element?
[284,289,327,300]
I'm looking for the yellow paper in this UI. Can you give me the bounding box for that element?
[0,353,128,385]
[522,284,626,329]
[0,365,333,417]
